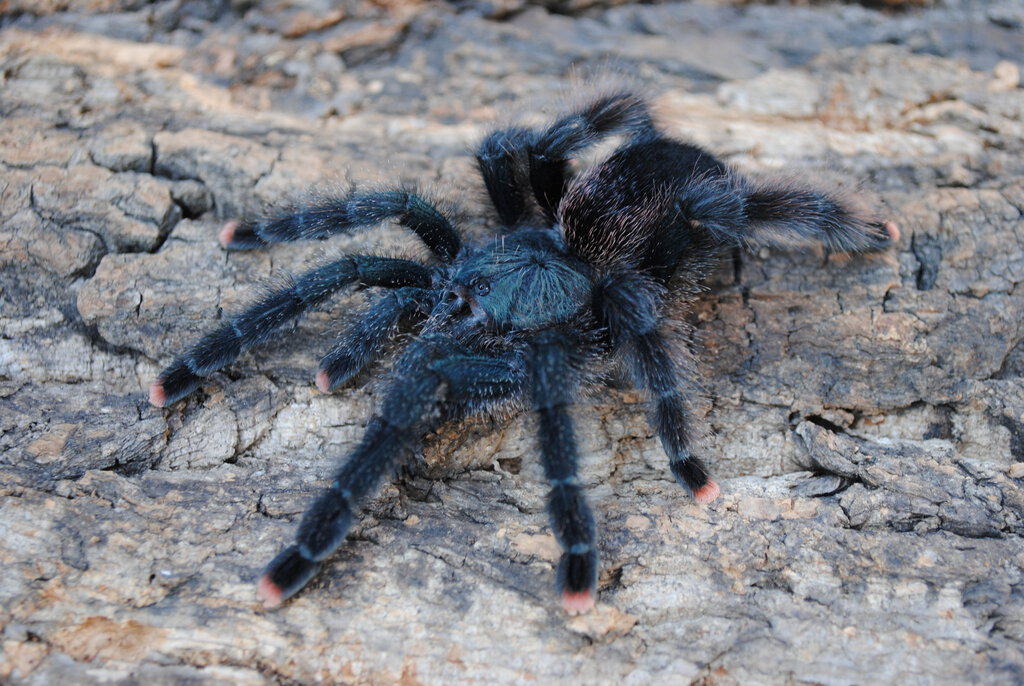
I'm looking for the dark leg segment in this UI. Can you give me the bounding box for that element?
[151,256,432,407]
[739,177,898,252]
[530,92,654,217]
[594,270,719,503]
[428,354,523,414]
[527,330,599,613]
[638,337,718,504]
[677,172,897,253]
[476,92,653,223]
[222,189,461,263]
[317,287,435,393]
[258,340,521,607]
[476,127,535,226]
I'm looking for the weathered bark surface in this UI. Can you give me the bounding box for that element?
[1,1,1023,684]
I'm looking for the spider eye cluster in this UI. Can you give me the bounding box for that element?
[450,230,591,331]
[469,276,491,296]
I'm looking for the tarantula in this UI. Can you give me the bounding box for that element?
[149,91,897,613]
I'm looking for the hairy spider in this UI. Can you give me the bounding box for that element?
[149,91,897,614]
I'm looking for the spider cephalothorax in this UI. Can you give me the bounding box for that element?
[450,231,592,329]
[149,91,897,613]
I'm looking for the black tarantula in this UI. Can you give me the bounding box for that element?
[149,91,898,613]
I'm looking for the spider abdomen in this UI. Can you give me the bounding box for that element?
[560,136,726,279]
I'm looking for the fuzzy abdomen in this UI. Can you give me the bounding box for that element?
[560,136,724,280]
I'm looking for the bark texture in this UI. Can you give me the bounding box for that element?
[1,1,1023,684]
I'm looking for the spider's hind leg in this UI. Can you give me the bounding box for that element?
[681,172,899,254]
[476,126,535,227]
[476,92,655,225]
[741,177,899,252]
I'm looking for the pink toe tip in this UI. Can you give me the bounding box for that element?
[884,220,901,243]
[561,589,596,615]
[219,220,240,249]
[315,368,332,393]
[149,380,166,408]
[256,575,284,609]
[693,479,720,505]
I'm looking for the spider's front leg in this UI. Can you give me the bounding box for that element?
[526,328,600,614]
[150,256,433,406]
[316,287,436,393]
[595,270,719,503]
[152,188,465,405]
[258,337,521,608]
[221,188,461,263]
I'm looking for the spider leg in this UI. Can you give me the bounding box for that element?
[151,256,432,407]
[679,172,898,253]
[258,339,522,608]
[316,287,436,393]
[526,329,599,614]
[475,126,534,226]
[594,270,719,503]
[222,189,461,263]
[476,91,654,224]
[743,176,899,251]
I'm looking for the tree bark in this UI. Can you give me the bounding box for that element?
[1,2,1022,684]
